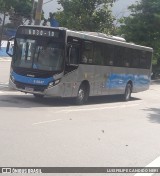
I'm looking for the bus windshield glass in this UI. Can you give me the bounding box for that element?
[13,37,64,72]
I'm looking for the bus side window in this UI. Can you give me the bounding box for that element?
[104,44,114,66]
[81,41,93,64]
[70,46,79,65]
[145,52,152,69]
[130,49,140,68]
[93,43,104,65]
[114,46,125,67]
[139,51,149,69]
[124,48,131,67]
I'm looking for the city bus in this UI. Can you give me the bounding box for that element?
[6,25,153,104]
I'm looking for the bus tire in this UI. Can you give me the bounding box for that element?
[124,83,132,101]
[33,94,44,99]
[76,84,89,105]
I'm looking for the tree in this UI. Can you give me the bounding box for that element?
[51,0,116,34]
[118,0,160,66]
[0,0,34,28]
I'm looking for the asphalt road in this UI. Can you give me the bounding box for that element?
[0,59,160,176]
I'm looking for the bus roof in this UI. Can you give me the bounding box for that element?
[66,29,153,52]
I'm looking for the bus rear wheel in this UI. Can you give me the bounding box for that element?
[76,84,89,105]
[124,83,132,101]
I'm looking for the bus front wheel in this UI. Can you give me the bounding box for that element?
[76,84,89,105]
[124,83,132,101]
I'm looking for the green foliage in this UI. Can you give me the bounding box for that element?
[118,0,160,66]
[0,0,15,12]
[52,0,116,34]
[0,0,33,28]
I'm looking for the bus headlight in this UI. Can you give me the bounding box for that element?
[48,79,60,88]
[54,79,60,85]
[48,82,54,87]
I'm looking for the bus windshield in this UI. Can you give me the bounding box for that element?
[13,37,64,72]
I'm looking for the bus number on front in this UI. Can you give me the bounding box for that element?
[28,29,55,37]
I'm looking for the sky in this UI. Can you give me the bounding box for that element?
[112,0,139,18]
[43,0,61,18]
[42,0,139,19]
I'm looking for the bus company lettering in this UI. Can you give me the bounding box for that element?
[33,80,44,85]
[12,168,42,174]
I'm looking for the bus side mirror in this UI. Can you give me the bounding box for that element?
[6,37,15,57]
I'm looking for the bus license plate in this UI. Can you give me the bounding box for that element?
[25,87,34,92]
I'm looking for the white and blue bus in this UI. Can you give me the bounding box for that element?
[6,25,153,104]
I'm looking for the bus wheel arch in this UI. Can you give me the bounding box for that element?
[76,80,90,105]
[124,81,133,101]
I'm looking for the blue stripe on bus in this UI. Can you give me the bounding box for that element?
[106,73,150,89]
[11,72,54,86]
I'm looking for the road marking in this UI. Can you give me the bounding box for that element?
[32,119,62,126]
[0,58,11,61]
[0,83,9,88]
[0,85,9,88]
[0,82,9,84]
[0,90,20,95]
[134,156,160,176]
[55,103,140,113]
[0,59,11,62]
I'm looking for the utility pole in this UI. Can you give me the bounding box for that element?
[34,0,43,25]
[28,0,35,25]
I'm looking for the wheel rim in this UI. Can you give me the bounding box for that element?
[76,84,89,105]
[78,89,85,101]
[126,85,131,100]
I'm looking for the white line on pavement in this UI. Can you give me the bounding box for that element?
[0,82,9,86]
[0,81,8,83]
[0,57,11,61]
[0,85,8,88]
[55,103,140,113]
[0,59,11,62]
[134,156,160,176]
[32,119,62,126]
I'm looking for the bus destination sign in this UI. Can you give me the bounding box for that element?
[18,28,60,38]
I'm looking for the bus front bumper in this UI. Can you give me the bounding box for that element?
[9,79,63,97]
